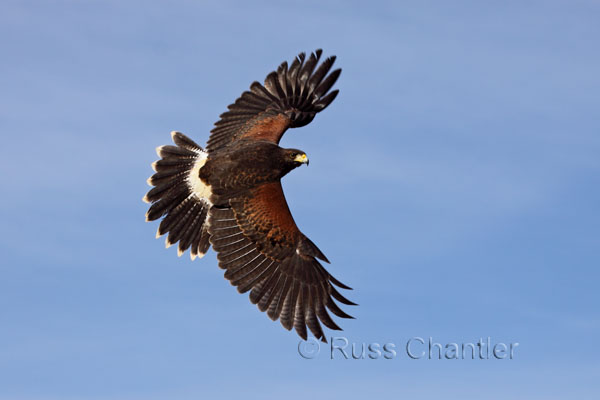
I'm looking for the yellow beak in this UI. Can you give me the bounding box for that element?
[294,153,309,165]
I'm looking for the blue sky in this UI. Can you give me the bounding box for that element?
[1,0,599,398]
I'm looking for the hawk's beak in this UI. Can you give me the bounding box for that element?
[294,153,309,166]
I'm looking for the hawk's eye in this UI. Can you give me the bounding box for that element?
[290,153,297,159]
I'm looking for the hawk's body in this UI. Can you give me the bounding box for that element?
[144,50,354,341]
[200,140,299,200]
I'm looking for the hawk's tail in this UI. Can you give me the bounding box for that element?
[143,131,212,260]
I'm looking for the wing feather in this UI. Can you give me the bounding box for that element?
[206,49,341,152]
[207,182,354,342]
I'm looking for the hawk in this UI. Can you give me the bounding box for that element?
[143,50,355,342]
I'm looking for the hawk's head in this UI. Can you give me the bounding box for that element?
[273,147,309,177]
[283,148,309,167]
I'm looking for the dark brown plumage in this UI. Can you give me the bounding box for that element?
[143,49,354,342]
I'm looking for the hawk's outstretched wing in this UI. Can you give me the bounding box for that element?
[208,182,355,342]
[206,49,340,153]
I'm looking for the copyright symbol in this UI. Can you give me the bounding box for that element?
[298,337,321,359]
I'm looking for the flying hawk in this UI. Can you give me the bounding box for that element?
[143,50,355,342]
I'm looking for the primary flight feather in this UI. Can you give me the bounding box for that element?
[143,49,355,342]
